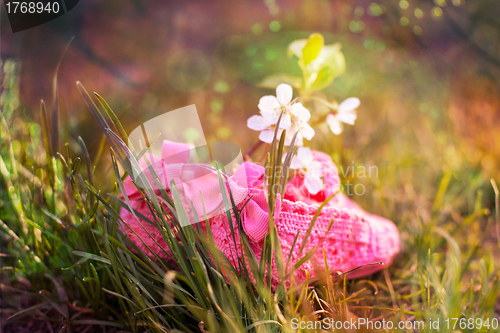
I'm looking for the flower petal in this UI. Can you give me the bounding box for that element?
[258,95,280,114]
[290,155,301,169]
[337,110,357,125]
[299,123,315,140]
[259,130,278,143]
[283,153,300,169]
[289,103,311,121]
[326,114,343,135]
[304,175,323,195]
[247,115,269,131]
[262,112,281,125]
[284,131,296,146]
[338,97,360,113]
[308,161,322,177]
[278,113,292,129]
[294,135,304,146]
[297,147,313,165]
[276,84,293,105]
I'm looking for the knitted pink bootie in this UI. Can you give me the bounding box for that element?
[120,141,400,288]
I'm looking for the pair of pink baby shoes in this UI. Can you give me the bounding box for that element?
[120,140,400,289]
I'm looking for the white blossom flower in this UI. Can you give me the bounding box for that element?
[326,97,360,135]
[287,146,323,195]
[247,114,280,143]
[247,83,314,146]
[283,104,315,146]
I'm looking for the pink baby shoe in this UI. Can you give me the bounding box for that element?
[120,140,400,288]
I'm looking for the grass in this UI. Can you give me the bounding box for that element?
[1,56,500,333]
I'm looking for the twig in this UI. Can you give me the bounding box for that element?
[259,143,270,163]
[244,140,264,161]
[383,269,397,308]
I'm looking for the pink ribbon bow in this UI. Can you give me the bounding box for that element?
[122,140,271,242]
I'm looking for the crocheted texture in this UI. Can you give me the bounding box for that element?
[209,162,400,289]
[119,197,178,265]
[119,141,400,289]
[284,150,341,205]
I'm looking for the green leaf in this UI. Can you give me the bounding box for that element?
[245,320,282,331]
[302,33,324,65]
[317,43,345,77]
[73,251,111,265]
[307,66,335,91]
[2,302,56,326]
[95,92,129,144]
[257,74,302,89]
[40,100,55,188]
[289,34,346,91]
[305,44,345,90]
[68,319,125,328]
